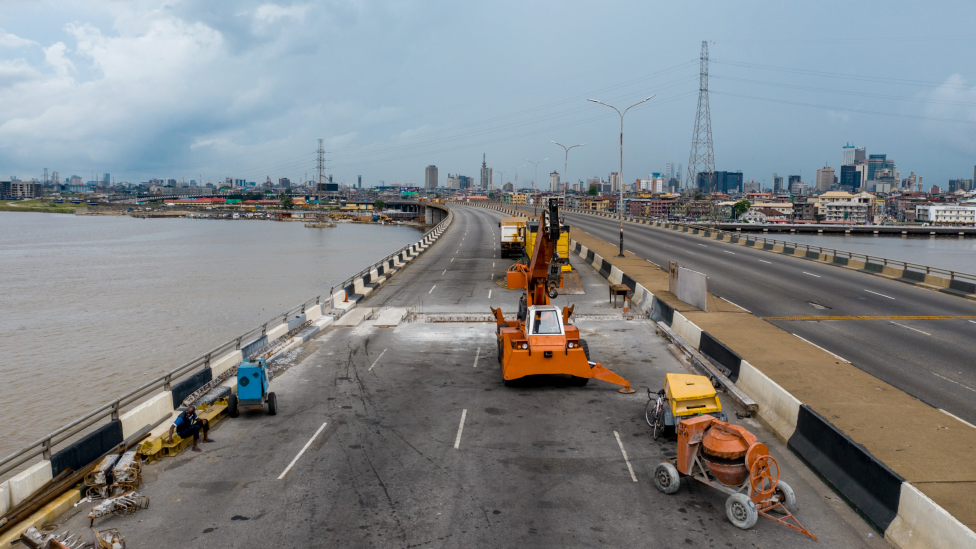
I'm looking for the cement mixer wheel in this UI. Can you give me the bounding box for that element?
[653,462,680,495]
[725,493,758,530]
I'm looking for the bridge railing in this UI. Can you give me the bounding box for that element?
[473,201,976,285]
[0,205,454,480]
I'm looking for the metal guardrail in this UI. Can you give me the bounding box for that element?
[0,206,453,480]
[475,201,976,285]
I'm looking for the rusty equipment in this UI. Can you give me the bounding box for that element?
[491,200,634,392]
[646,373,726,440]
[88,492,150,527]
[84,454,121,500]
[20,525,124,549]
[653,415,817,540]
[109,451,142,496]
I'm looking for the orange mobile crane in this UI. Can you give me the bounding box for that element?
[491,201,635,393]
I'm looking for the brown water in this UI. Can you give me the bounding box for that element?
[767,233,976,274]
[0,213,420,459]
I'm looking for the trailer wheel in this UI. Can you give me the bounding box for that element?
[653,462,680,494]
[773,480,797,513]
[228,395,239,418]
[726,493,758,529]
[267,392,277,416]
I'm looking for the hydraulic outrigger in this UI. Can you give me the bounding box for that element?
[491,201,635,393]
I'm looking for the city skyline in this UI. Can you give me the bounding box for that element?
[1,1,975,188]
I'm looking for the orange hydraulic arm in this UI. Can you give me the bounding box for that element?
[524,201,561,306]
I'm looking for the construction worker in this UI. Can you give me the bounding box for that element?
[167,406,213,452]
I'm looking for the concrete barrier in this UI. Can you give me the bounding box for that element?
[305,304,323,323]
[265,322,288,341]
[788,405,904,532]
[287,313,307,331]
[170,369,212,409]
[8,461,53,508]
[670,312,702,349]
[210,350,242,378]
[50,420,123,477]
[120,391,174,439]
[735,361,800,442]
[886,483,976,549]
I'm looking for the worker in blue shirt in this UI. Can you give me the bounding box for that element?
[167,406,213,452]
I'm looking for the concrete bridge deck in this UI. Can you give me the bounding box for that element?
[47,206,881,548]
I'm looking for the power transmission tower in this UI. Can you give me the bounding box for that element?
[316,139,326,190]
[686,40,715,194]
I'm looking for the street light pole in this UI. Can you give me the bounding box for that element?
[551,141,585,206]
[587,96,654,257]
[524,158,547,215]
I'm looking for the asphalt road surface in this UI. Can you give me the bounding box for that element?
[53,206,884,548]
[552,208,976,425]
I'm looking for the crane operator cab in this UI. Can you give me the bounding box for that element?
[530,307,562,336]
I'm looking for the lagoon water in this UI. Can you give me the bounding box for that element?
[765,232,976,273]
[0,213,420,459]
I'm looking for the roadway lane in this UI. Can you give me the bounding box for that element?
[50,205,882,548]
[561,210,976,425]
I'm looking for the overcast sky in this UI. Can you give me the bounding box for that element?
[1,0,975,190]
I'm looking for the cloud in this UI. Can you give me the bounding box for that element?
[43,42,73,77]
[919,74,976,154]
[0,30,36,48]
[253,3,308,24]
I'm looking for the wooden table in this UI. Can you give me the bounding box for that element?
[609,283,630,308]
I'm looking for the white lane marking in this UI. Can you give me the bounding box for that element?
[802,272,821,278]
[278,422,328,480]
[891,321,931,336]
[723,250,735,255]
[613,431,638,483]
[368,348,388,371]
[491,273,494,280]
[940,408,976,429]
[488,290,492,299]
[865,289,895,300]
[473,347,481,368]
[792,334,850,363]
[429,285,436,294]
[759,259,771,264]
[493,262,495,267]
[454,409,467,449]
[442,269,447,275]
[698,244,707,247]
[968,320,976,325]
[719,297,751,313]
[933,373,976,393]
[451,258,454,262]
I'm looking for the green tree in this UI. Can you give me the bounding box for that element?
[733,200,751,219]
[588,184,599,196]
[374,199,386,209]
[280,193,294,209]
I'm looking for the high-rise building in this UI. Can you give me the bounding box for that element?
[788,175,801,189]
[840,165,860,190]
[358,175,362,189]
[425,165,438,189]
[868,154,895,181]
[772,173,784,192]
[609,172,621,193]
[816,166,835,192]
[855,147,866,163]
[279,178,291,188]
[102,173,111,185]
[549,171,561,192]
[696,171,742,194]
[842,144,856,166]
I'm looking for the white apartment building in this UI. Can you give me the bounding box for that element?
[824,201,870,223]
[916,205,976,226]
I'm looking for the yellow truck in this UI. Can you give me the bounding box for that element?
[499,216,527,258]
[528,221,572,272]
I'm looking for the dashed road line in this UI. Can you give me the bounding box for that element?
[442,269,447,275]
[865,289,895,300]
[473,347,481,368]
[429,285,436,294]
[723,250,735,255]
[802,272,821,278]
[278,422,328,480]
[613,431,638,482]
[758,259,771,264]
[488,290,492,299]
[890,321,931,336]
[454,409,468,449]
[933,373,976,393]
[368,349,388,371]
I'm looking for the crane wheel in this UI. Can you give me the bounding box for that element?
[569,376,589,387]
[579,339,591,361]
[547,283,558,299]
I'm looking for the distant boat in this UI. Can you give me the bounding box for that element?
[70,200,82,204]
[87,201,98,206]
[53,199,64,203]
